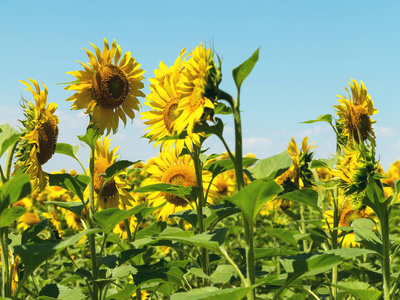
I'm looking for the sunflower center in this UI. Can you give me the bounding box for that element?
[340,208,364,227]
[216,180,229,195]
[350,105,371,142]
[94,157,118,198]
[37,109,59,165]
[163,101,180,133]
[161,164,197,205]
[92,65,129,109]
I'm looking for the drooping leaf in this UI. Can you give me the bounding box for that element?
[94,207,146,234]
[0,206,27,228]
[0,123,21,158]
[249,150,292,180]
[226,178,283,222]
[55,143,80,163]
[232,47,260,91]
[171,286,254,300]
[48,173,90,201]
[278,189,319,210]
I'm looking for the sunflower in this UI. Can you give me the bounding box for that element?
[141,49,205,151]
[65,207,88,232]
[324,197,377,248]
[17,212,41,231]
[65,38,145,134]
[15,79,59,195]
[94,136,134,209]
[334,79,378,146]
[213,170,236,198]
[143,148,217,221]
[173,43,221,143]
[112,217,137,239]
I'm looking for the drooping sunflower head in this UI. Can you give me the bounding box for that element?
[334,79,378,146]
[174,43,222,140]
[65,38,145,134]
[141,49,205,152]
[94,136,134,210]
[16,79,59,194]
[144,149,217,221]
[286,137,315,189]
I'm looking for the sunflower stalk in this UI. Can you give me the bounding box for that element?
[0,227,11,297]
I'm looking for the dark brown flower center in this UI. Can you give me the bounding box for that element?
[94,157,118,198]
[92,65,129,109]
[350,105,371,142]
[163,101,180,133]
[37,109,59,165]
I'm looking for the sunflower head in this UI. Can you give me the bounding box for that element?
[174,43,222,140]
[16,79,59,194]
[66,38,145,134]
[334,79,378,146]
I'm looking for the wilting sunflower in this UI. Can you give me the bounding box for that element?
[143,148,217,221]
[334,79,378,146]
[142,49,205,151]
[324,197,377,248]
[16,79,59,194]
[94,136,134,209]
[65,38,145,134]
[173,43,221,143]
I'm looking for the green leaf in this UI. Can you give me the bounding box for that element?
[214,102,233,115]
[170,207,214,228]
[250,150,292,180]
[310,158,335,169]
[0,206,27,228]
[48,173,90,201]
[55,143,79,160]
[0,123,21,158]
[232,48,260,91]
[111,265,137,278]
[226,178,283,222]
[171,286,254,300]
[253,248,298,259]
[135,221,167,239]
[157,228,227,252]
[46,201,87,219]
[353,218,382,252]
[302,114,333,125]
[0,173,31,213]
[105,284,136,300]
[264,228,299,247]
[134,183,193,198]
[278,189,319,210]
[135,202,164,223]
[210,264,236,283]
[93,207,145,234]
[105,160,138,179]
[205,157,258,178]
[21,218,49,244]
[331,282,382,300]
[77,124,100,149]
[14,229,101,285]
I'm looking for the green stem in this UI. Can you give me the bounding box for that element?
[219,246,246,286]
[300,204,308,253]
[331,188,339,300]
[1,227,10,297]
[380,211,391,300]
[4,140,18,180]
[88,143,99,300]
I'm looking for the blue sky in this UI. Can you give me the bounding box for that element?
[1,0,400,172]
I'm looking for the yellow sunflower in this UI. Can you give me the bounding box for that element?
[112,217,137,240]
[65,207,88,232]
[16,79,59,195]
[65,38,145,134]
[324,197,377,248]
[173,43,221,143]
[141,49,205,151]
[94,136,134,209]
[143,148,217,221]
[17,212,41,231]
[334,79,378,146]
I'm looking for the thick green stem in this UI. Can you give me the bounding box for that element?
[331,187,339,300]
[4,140,18,180]
[380,211,391,300]
[1,227,10,297]
[88,144,99,300]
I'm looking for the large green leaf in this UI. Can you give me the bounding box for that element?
[249,150,292,180]
[105,160,138,179]
[232,48,260,91]
[226,178,283,222]
[94,207,146,234]
[0,123,21,158]
[0,206,27,228]
[48,173,90,201]
[278,189,319,210]
[171,286,254,300]
[134,183,192,198]
[331,282,382,300]
[135,221,168,240]
[77,124,100,149]
[38,284,85,300]
[302,114,333,125]
[105,284,136,300]
[21,218,49,244]
[46,201,87,219]
[55,143,80,164]
[205,157,258,178]
[0,172,31,213]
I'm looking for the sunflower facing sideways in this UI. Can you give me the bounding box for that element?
[173,43,221,144]
[94,136,135,209]
[334,79,378,146]
[143,148,217,221]
[141,49,206,152]
[15,79,59,194]
[65,38,145,134]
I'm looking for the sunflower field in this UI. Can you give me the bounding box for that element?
[1,39,399,300]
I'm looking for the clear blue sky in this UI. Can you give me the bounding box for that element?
[1,0,400,172]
